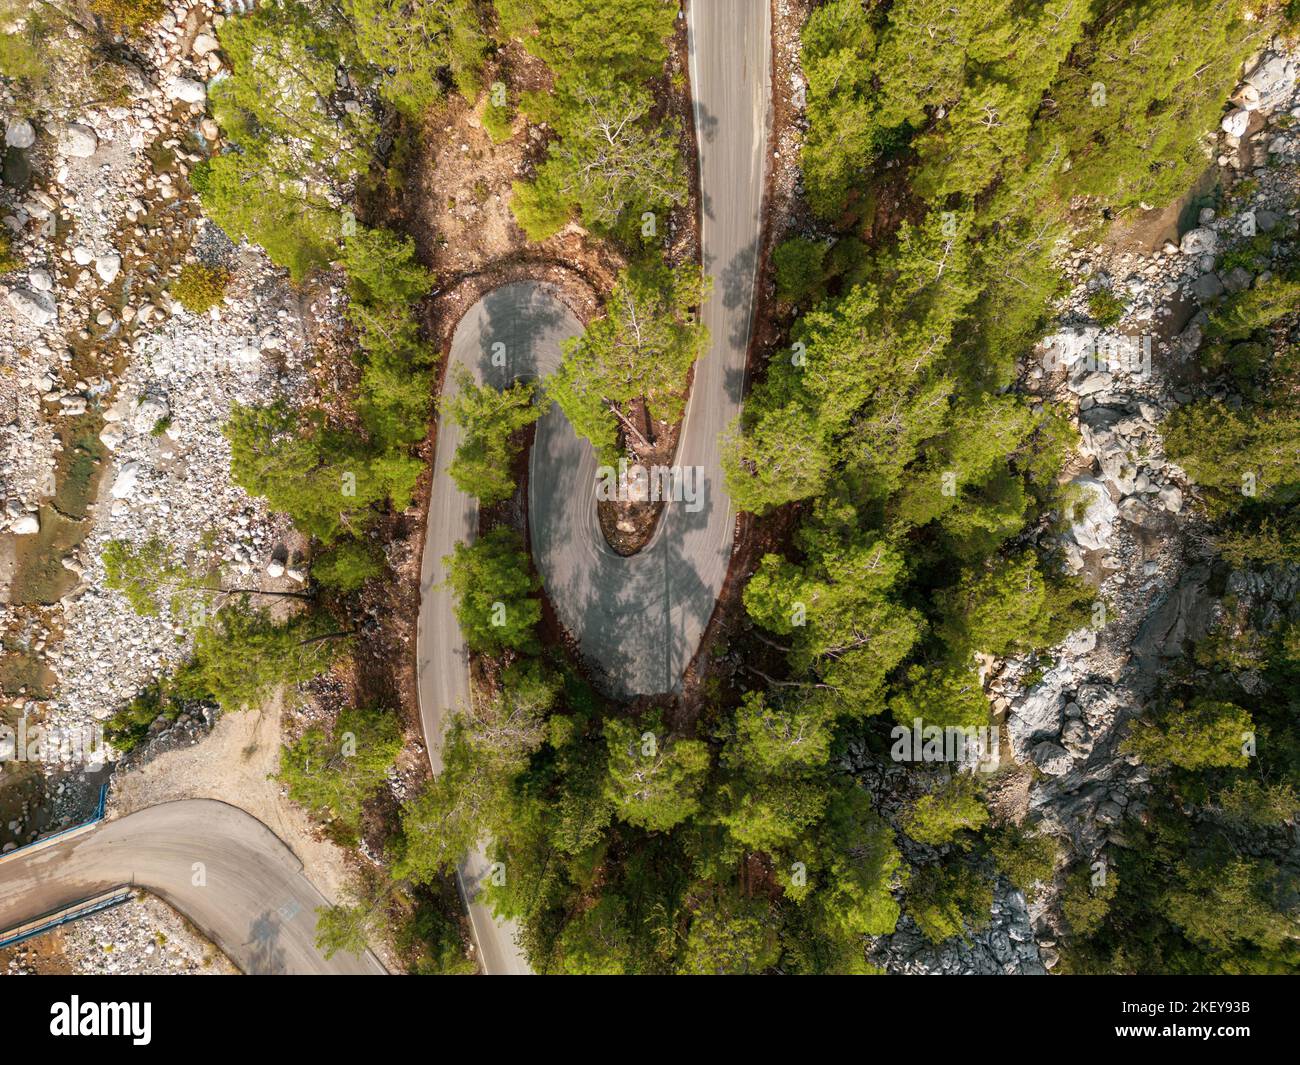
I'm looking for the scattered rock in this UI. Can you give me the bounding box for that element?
[1179,227,1217,256]
[6,287,58,327]
[1220,108,1250,138]
[4,118,35,149]
[111,462,142,500]
[57,123,98,158]
[95,253,122,285]
[166,77,207,105]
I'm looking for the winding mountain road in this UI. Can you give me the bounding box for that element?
[0,800,386,974]
[415,1,771,973]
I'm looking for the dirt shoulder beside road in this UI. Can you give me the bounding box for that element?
[106,688,401,972]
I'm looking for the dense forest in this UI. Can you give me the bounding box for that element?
[6,0,1296,974]
[209,0,1300,973]
[407,0,1298,974]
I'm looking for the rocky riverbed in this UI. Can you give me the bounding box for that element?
[0,0,348,972]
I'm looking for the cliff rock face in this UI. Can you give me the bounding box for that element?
[872,42,1300,975]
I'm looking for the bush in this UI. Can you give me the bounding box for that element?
[0,230,20,273]
[443,528,542,653]
[277,705,401,836]
[773,237,829,304]
[90,0,163,32]
[1087,287,1126,326]
[483,98,513,143]
[172,263,231,314]
[1061,863,1118,938]
[905,861,993,945]
[989,824,1059,899]
[902,776,988,848]
[1207,275,1300,340]
[314,540,385,593]
[105,673,196,753]
[510,175,570,241]
[1121,699,1254,771]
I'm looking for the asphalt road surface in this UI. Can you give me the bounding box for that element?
[415,0,771,972]
[0,800,386,974]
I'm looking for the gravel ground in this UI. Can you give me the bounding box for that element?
[3,891,237,976]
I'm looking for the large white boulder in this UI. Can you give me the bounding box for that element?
[166,77,207,105]
[1179,227,1218,256]
[6,288,57,327]
[1241,54,1297,112]
[95,252,121,285]
[132,393,170,433]
[1221,108,1250,138]
[1041,325,1101,373]
[111,461,142,500]
[1068,475,1119,551]
[11,513,39,535]
[58,122,98,158]
[4,118,35,149]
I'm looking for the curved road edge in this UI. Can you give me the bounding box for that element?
[0,799,386,975]
[414,0,772,974]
